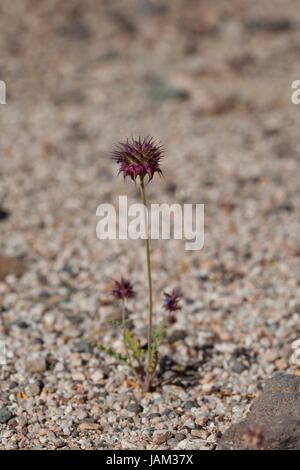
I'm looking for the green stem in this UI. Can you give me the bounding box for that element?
[121,298,126,324]
[139,177,153,374]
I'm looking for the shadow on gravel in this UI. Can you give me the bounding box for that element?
[158,352,212,388]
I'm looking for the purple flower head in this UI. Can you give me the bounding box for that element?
[113,136,164,182]
[163,289,182,313]
[111,277,135,301]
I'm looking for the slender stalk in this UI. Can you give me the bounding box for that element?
[139,177,153,372]
[121,298,126,324]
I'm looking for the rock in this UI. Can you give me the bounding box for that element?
[232,360,247,373]
[0,407,13,424]
[218,374,300,450]
[195,415,207,427]
[275,358,288,370]
[292,339,300,350]
[0,207,10,221]
[9,381,18,389]
[263,350,278,363]
[183,400,197,410]
[245,18,293,34]
[147,413,161,420]
[38,290,51,300]
[79,422,100,432]
[191,429,208,439]
[0,254,26,280]
[182,418,195,429]
[75,340,94,354]
[168,330,187,343]
[10,320,29,329]
[219,331,233,342]
[90,371,104,383]
[137,0,167,16]
[174,432,186,442]
[56,23,91,41]
[47,430,65,448]
[147,77,190,102]
[72,372,85,381]
[153,430,172,445]
[26,358,47,373]
[121,440,138,450]
[197,269,209,281]
[176,438,207,450]
[26,381,42,397]
[126,403,143,414]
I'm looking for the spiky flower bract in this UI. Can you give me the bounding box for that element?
[163,289,182,313]
[113,136,164,182]
[111,278,135,300]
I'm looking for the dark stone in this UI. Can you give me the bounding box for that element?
[147,77,190,102]
[183,400,198,410]
[109,11,136,34]
[276,203,294,212]
[15,320,29,329]
[75,340,94,354]
[66,314,84,326]
[97,441,108,449]
[114,427,123,433]
[56,23,91,41]
[174,433,186,442]
[62,264,77,277]
[197,269,209,281]
[245,19,293,34]
[137,0,167,16]
[0,207,10,221]
[38,290,51,300]
[80,417,95,424]
[166,182,177,194]
[9,381,18,389]
[96,50,119,62]
[232,360,247,374]
[218,374,300,450]
[0,408,13,424]
[33,338,44,345]
[126,403,143,414]
[147,413,161,420]
[168,329,187,343]
[161,408,173,417]
[8,417,18,428]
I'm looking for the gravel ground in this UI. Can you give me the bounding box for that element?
[0,0,299,450]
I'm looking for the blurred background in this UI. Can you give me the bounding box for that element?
[0,0,299,360]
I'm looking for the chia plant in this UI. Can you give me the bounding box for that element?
[93,137,182,392]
